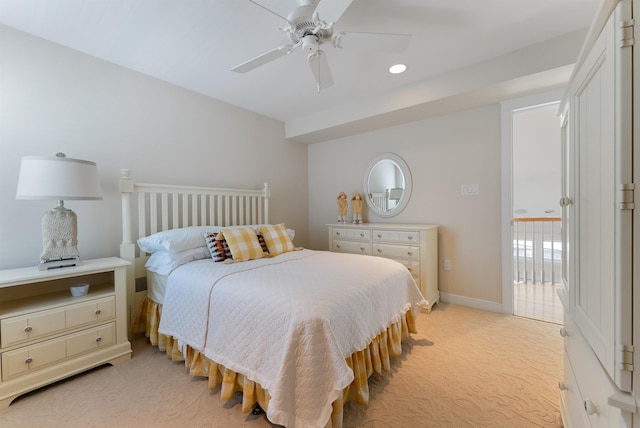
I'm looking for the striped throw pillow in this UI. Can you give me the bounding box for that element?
[220,227,265,262]
[259,223,295,256]
[204,232,232,262]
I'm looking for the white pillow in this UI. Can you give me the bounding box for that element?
[137,226,219,255]
[144,246,210,275]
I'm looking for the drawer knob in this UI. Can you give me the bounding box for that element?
[559,328,568,337]
[377,249,382,253]
[24,326,33,333]
[407,267,412,272]
[558,381,567,391]
[584,399,599,415]
[360,233,364,237]
[360,247,365,251]
[336,244,341,249]
[95,309,102,315]
[407,251,413,256]
[95,337,102,343]
[408,236,413,240]
[336,232,340,236]
[377,234,382,238]
[24,357,33,364]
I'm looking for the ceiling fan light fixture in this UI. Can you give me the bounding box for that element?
[389,64,407,74]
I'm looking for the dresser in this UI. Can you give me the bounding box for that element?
[327,223,439,312]
[0,257,132,408]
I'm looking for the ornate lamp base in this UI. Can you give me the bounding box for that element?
[39,200,83,270]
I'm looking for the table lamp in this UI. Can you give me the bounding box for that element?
[16,153,103,270]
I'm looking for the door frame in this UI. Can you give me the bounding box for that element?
[500,88,565,315]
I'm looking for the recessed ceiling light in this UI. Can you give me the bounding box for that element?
[389,64,407,74]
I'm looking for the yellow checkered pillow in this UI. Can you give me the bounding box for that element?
[220,227,265,262]
[259,223,295,256]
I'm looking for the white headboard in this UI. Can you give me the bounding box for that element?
[118,169,271,331]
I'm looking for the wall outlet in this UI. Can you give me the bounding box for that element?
[444,259,452,271]
[461,184,479,196]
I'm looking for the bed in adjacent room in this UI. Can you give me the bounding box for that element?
[118,169,426,428]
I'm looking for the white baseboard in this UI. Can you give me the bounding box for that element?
[439,292,505,314]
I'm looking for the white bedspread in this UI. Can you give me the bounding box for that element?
[158,249,426,428]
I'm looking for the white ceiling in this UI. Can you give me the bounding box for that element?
[0,0,599,142]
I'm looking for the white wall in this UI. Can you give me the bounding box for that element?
[308,105,503,305]
[0,25,308,270]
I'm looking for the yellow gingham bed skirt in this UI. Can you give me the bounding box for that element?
[139,297,417,427]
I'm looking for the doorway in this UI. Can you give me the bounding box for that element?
[501,90,564,324]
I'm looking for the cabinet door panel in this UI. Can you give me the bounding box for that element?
[569,1,633,392]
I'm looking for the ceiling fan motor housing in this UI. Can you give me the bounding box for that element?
[286,5,332,44]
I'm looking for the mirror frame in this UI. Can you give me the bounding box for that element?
[362,153,412,218]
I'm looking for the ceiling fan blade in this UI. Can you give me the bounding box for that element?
[231,45,294,73]
[308,50,334,92]
[334,32,411,52]
[313,0,354,24]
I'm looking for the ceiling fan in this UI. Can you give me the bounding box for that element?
[231,0,411,91]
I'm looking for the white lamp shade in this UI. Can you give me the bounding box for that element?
[16,156,103,200]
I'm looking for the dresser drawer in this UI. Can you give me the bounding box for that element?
[1,295,115,348]
[393,259,421,277]
[331,228,371,241]
[66,297,115,329]
[1,322,116,381]
[372,243,420,261]
[332,240,371,255]
[372,229,419,243]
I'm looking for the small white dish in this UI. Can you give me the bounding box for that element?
[70,283,90,297]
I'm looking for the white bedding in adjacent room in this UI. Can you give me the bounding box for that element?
[158,249,426,427]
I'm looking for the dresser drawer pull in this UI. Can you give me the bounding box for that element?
[407,267,413,272]
[95,337,102,343]
[584,399,599,415]
[408,236,413,240]
[377,249,382,253]
[407,251,413,256]
[360,247,365,251]
[360,233,364,237]
[24,326,33,333]
[24,357,33,364]
[336,232,341,236]
[559,328,568,337]
[95,309,102,315]
[377,234,382,238]
[336,244,341,249]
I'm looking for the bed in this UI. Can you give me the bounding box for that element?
[118,169,427,428]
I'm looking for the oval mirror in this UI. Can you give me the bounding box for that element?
[363,153,412,218]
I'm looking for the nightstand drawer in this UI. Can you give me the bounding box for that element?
[1,296,115,348]
[372,244,420,261]
[1,308,66,348]
[331,228,371,240]
[373,229,419,243]
[394,259,421,276]
[1,322,115,381]
[332,240,371,255]
[66,297,115,329]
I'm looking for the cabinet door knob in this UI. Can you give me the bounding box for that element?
[558,381,567,391]
[584,399,599,415]
[24,357,33,364]
[95,309,102,315]
[95,337,102,343]
[24,326,33,333]
[559,328,568,337]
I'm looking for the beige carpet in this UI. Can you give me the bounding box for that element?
[0,303,563,428]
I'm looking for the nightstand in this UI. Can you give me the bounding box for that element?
[0,257,132,408]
